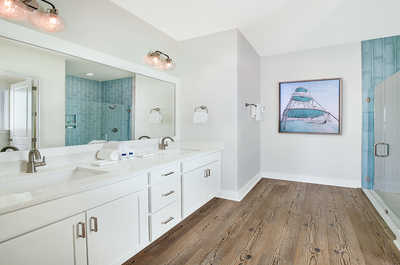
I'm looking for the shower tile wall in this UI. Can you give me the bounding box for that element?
[361,36,400,189]
[102,78,132,141]
[65,76,133,146]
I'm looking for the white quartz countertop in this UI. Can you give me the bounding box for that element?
[0,146,222,216]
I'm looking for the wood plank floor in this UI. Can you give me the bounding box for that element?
[124,179,400,265]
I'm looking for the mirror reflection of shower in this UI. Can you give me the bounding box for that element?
[65,59,134,146]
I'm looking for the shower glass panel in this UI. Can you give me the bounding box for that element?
[374,72,400,217]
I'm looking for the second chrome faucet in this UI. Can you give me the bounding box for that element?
[159,136,174,150]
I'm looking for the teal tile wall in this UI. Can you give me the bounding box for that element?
[101,78,132,141]
[361,35,400,189]
[65,76,133,146]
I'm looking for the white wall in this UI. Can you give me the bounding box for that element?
[179,29,261,193]
[0,80,9,131]
[0,38,66,148]
[0,131,8,149]
[0,80,8,148]
[237,32,261,189]
[179,30,238,191]
[31,0,179,73]
[260,43,362,187]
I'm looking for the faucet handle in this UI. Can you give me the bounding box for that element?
[38,156,47,167]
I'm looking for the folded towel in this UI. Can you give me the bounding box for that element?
[149,110,163,124]
[96,148,119,161]
[193,110,208,124]
[255,104,265,121]
[249,105,257,118]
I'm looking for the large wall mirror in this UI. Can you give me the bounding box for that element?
[0,37,176,151]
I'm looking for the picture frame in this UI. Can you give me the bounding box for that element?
[279,78,342,135]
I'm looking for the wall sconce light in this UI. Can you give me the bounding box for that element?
[0,0,63,32]
[145,50,175,70]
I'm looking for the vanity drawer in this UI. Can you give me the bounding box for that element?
[182,152,221,173]
[150,202,179,240]
[150,162,180,185]
[150,174,179,213]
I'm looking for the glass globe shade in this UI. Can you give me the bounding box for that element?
[30,9,64,32]
[144,52,155,65]
[151,53,161,66]
[163,58,174,70]
[0,0,29,21]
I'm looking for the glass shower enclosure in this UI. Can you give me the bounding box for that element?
[374,72,400,218]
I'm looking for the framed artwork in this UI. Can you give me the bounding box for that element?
[279,78,342,134]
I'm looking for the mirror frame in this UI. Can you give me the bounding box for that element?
[0,20,181,144]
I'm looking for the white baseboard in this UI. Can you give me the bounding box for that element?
[217,171,361,202]
[217,174,262,202]
[261,172,361,188]
[237,174,262,201]
[362,189,400,250]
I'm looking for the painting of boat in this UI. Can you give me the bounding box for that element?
[279,79,341,134]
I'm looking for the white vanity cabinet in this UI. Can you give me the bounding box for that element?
[182,152,221,218]
[0,213,87,265]
[86,190,148,265]
[0,150,223,265]
[0,174,149,265]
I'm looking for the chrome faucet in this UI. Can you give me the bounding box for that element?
[159,136,175,150]
[0,145,19,152]
[26,138,46,173]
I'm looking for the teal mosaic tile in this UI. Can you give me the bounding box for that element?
[65,75,133,145]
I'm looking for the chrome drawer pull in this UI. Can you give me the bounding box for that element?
[204,168,211,178]
[77,222,86,238]
[89,217,98,232]
[161,217,174,225]
[162,171,175,176]
[162,190,175,197]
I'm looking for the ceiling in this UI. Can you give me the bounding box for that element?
[110,0,400,56]
[66,58,132,81]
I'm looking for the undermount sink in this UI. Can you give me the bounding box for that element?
[0,167,108,197]
[136,148,200,158]
[158,148,200,155]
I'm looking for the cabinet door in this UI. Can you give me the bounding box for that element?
[206,161,221,198]
[182,161,221,218]
[0,213,87,265]
[86,191,146,265]
[182,165,211,218]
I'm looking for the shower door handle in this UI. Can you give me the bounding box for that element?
[375,143,390,157]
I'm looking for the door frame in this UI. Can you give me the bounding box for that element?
[0,69,40,149]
